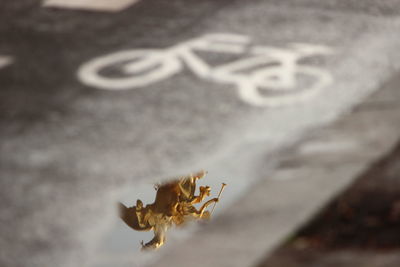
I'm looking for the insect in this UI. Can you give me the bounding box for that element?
[118,171,226,250]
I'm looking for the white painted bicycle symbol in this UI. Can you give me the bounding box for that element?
[78,33,334,107]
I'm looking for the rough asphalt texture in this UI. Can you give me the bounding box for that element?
[1,1,400,266]
[146,64,400,267]
[258,141,400,267]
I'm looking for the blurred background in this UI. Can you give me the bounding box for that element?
[1,1,400,267]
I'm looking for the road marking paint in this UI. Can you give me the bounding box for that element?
[43,0,140,12]
[78,33,334,107]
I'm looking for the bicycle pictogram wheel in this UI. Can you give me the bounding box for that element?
[237,66,333,107]
[78,49,181,90]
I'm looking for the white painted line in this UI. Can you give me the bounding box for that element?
[0,56,13,69]
[43,0,140,12]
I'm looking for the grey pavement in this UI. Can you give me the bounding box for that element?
[146,72,400,267]
[1,1,400,267]
[259,139,400,267]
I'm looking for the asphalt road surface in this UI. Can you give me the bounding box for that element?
[2,1,400,266]
[259,141,400,267]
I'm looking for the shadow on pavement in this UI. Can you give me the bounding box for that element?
[258,139,400,267]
